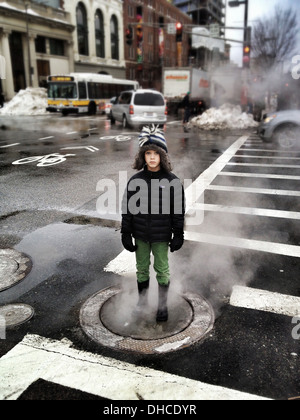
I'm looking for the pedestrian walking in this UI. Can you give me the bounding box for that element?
[121,125,185,322]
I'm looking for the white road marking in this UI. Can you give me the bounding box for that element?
[38,136,54,141]
[185,136,249,210]
[219,172,300,181]
[240,148,300,154]
[206,185,300,197]
[0,143,20,148]
[184,231,300,258]
[234,154,300,160]
[195,203,300,220]
[227,162,300,169]
[66,131,78,135]
[230,286,300,317]
[0,334,270,401]
[61,146,99,153]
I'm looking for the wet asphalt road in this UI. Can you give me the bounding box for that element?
[0,114,299,400]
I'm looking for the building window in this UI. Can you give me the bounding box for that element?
[110,15,119,60]
[76,2,89,56]
[50,38,65,56]
[95,10,105,58]
[35,36,46,54]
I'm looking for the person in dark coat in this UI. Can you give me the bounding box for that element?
[121,125,185,322]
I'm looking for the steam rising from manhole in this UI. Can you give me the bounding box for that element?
[80,286,215,354]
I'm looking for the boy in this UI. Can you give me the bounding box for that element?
[121,125,185,322]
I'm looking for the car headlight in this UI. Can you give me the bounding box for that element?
[264,115,277,123]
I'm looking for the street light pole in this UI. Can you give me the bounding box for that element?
[25,1,32,87]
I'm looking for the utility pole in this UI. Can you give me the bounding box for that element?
[25,1,33,87]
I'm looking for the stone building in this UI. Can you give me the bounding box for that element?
[0,0,74,100]
[63,0,126,79]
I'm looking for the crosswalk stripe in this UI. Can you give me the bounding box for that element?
[194,203,300,220]
[0,334,270,401]
[184,231,300,258]
[230,286,300,317]
[206,184,300,197]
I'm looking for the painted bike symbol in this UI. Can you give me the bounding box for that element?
[12,153,76,167]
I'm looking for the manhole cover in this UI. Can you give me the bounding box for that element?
[80,285,215,355]
[101,294,193,340]
[0,249,32,292]
[0,304,34,328]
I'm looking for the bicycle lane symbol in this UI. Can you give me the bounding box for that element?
[12,153,76,167]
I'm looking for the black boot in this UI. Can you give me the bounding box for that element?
[136,280,150,312]
[156,284,169,323]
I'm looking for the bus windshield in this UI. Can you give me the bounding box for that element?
[48,83,77,99]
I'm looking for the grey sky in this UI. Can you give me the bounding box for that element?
[225,0,300,67]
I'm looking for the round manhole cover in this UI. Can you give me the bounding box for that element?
[0,249,32,292]
[80,285,215,355]
[101,294,193,340]
[0,304,34,328]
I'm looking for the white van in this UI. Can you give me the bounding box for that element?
[110,89,167,128]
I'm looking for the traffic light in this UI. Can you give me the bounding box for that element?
[176,22,183,43]
[126,25,133,46]
[243,45,251,68]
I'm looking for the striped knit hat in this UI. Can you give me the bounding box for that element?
[139,125,168,153]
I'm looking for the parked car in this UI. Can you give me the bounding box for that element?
[258,110,300,146]
[110,89,167,128]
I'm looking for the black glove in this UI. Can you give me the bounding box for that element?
[121,234,138,253]
[170,235,184,253]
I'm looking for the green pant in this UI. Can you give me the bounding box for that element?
[135,239,170,286]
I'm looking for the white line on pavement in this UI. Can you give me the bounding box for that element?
[230,285,300,317]
[227,162,300,169]
[185,136,249,211]
[184,231,300,258]
[0,143,20,148]
[38,136,54,141]
[194,203,300,220]
[206,185,300,197]
[0,334,270,401]
[219,172,300,181]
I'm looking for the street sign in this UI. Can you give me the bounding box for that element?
[209,24,220,38]
[167,23,176,35]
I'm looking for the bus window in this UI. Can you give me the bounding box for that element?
[78,82,87,99]
[48,82,77,99]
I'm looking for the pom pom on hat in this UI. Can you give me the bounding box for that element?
[139,124,168,153]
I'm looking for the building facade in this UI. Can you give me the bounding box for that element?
[0,0,74,100]
[64,0,126,79]
[123,0,192,91]
[173,0,225,26]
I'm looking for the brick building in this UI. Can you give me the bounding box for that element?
[123,0,192,91]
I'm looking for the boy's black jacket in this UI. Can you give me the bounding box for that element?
[121,167,185,244]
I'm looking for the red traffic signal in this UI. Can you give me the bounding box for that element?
[176,22,183,42]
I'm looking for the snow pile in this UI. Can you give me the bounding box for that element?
[190,103,259,130]
[0,88,48,116]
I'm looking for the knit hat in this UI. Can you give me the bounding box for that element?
[139,124,168,153]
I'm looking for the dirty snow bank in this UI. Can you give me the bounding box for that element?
[0,88,48,116]
[190,103,259,130]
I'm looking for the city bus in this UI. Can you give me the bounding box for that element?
[47,73,139,116]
